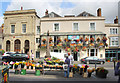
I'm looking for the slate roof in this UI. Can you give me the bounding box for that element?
[77,11,95,17]
[42,12,61,18]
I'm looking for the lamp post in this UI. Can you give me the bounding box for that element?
[45,30,51,58]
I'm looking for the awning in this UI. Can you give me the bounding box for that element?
[41,31,106,36]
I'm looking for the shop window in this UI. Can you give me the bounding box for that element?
[36,38,40,43]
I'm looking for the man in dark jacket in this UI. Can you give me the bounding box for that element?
[115,61,120,83]
[64,56,70,78]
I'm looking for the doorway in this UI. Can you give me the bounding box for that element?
[24,40,29,54]
[25,49,29,54]
[73,52,78,61]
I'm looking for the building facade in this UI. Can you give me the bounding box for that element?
[3,8,120,61]
[40,8,107,61]
[3,8,40,58]
[105,17,120,61]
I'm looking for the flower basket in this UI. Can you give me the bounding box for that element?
[80,37,84,42]
[96,67,108,78]
[96,37,100,42]
[82,46,86,51]
[85,37,89,42]
[90,38,94,43]
[42,39,46,44]
[102,37,107,43]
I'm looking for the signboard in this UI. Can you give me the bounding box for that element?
[68,35,79,40]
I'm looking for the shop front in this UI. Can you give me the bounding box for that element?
[105,49,120,61]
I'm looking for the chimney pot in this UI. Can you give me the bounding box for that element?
[45,9,48,16]
[114,16,118,24]
[21,7,23,10]
[97,8,101,16]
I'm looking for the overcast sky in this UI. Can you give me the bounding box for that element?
[0,0,120,26]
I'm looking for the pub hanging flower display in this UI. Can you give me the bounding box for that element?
[42,38,46,44]
[41,44,46,47]
[49,44,53,47]
[96,37,100,42]
[102,36,107,43]
[49,37,53,43]
[74,47,79,52]
[57,38,62,43]
[99,43,104,46]
[85,37,89,42]
[82,46,87,51]
[89,43,94,47]
[70,43,76,47]
[80,37,84,42]
[65,47,70,52]
[64,38,68,42]
[77,43,83,47]
[90,37,94,43]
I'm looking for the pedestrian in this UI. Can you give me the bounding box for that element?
[31,53,34,61]
[68,53,73,65]
[63,56,70,78]
[115,60,120,83]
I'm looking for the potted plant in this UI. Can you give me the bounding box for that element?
[87,68,95,77]
[96,67,108,78]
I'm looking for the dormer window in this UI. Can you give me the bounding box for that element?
[83,13,88,17]
[49,13,54,17]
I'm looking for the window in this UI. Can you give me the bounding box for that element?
[37,26,40,34]
[110,28,118,34]
[73,23,78,31]
[90,23,95,30]
[36,38,40,43]
[22,24,26,33]
[88,49,98,57]
[49,13,54,17]
[11,25,15,33]
[14,39,21,52]
[6,40,10,51]
[110,37,119,46]
[54,23,59,31]
[36,51,40,58]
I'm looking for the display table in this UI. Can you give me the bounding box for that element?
[0,65,9,83]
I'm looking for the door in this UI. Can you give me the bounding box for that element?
[74,52,77,61]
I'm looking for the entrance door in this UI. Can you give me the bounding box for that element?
[73,52,77,61]
[24,40,29,54]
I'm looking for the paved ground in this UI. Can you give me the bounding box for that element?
[9,62,119,82]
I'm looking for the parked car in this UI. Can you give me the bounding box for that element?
[2,52,15,56]
[81,57,105,64]
[2,53,29,62]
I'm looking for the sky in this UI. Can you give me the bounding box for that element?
[0,0,120,26]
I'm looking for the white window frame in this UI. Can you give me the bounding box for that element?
[53,23,60,31]
[72,22,79,31]
[89,22,96,31]
[11,25,15,34]
[109,28,118,34]
[110,37,119,46]
[88,48,98,57]
[36,38,40,43]
[22,24,26,34]
[37,26,40,34]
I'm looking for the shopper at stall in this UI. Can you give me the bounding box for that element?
[115,60,120,83]
[31,53,34,60]
[63,56,70,78]
[68,53,73,65]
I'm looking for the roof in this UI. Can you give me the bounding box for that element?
[42,12,61,18]
[77,11,95,17]
[41,31,106,36]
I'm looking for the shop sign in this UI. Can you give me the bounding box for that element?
[68,35,79,40]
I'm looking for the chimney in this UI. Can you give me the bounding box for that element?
[97,8,101,16]
[45,9,48,16]
[21,6,23,10]
[114,16,118,24]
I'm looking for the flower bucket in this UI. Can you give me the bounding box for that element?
[14,69,19,74]
[35,70,40,76]
[21,69,26,75]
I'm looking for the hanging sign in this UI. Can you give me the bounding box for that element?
[68,35,79,40]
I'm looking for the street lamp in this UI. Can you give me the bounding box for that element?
[45,30,51,58]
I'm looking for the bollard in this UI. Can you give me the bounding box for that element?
[21,69,26,75]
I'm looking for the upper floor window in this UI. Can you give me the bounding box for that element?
[11,25,15,33]
[36,38,40,43]
[90,23,95,30]
[37,26,40,34]
[22,24,26,33]
[54,23,59,31]
[110,28,118,34]
[73,23,78,31]
[110,37,119,46]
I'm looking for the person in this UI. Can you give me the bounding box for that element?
[31,53,34,60]
[115,60,120,83]
[68,53,73,65]
[63,56,70,78]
